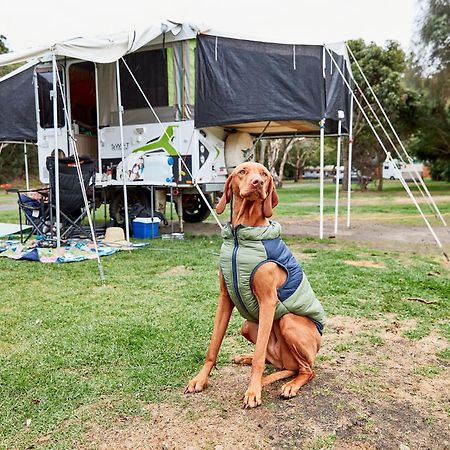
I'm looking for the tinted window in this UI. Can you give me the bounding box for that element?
[37,69,65,129]
[120,49,168,109]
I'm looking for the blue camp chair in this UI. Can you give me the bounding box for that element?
[8,188,52,243]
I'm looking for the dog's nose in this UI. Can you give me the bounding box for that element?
[251,178,264,187]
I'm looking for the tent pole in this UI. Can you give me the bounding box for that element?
[334,115,343,235]
[55,68,106,284]
[115,60,130,242]
[319,118,325,240]
[94,63,102,174]
[52,54,61,248]
[23,140,30,191]
[346,95,354,228]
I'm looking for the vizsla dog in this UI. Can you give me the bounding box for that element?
[185,162,325,408]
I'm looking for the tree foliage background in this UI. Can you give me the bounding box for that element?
[407,0,450,180]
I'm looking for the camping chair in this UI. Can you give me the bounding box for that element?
[7,187,52,243]
[46,156,96,240]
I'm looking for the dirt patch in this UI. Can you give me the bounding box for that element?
[161,265,194,276]
[343,260,386,269]
[81,316,450,450]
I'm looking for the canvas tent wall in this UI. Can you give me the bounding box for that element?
[0,62,37,141]
[194,34,352,135]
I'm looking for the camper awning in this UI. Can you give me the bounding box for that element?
[0,22,201,66]
[194,34,352,134]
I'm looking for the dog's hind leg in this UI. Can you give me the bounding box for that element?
[234,320,284,368]
[262,370,297,387]
[233,354,254,365]
[278,314,321,398]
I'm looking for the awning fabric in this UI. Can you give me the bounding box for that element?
[0,22,200,66]
[0,62,37,141]
[194,34,352,134]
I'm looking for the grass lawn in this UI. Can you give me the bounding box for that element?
[0,180,449,448]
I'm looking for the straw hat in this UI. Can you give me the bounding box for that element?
[103,227,130,247]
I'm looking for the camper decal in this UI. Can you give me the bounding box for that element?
[132,125,179,156]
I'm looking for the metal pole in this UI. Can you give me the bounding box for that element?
[94,63,102,174]
[52,54,61,248]
[347,95,354,228]
[115,60,130,242]
[23,141,30,191]
[334,116,343,235]
[319,118,325,240]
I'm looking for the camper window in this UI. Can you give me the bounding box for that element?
[119,49,168,110]
[37,69,65,129]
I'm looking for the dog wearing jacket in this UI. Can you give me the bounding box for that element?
[185,162,325,408]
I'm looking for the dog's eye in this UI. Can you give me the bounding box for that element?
[262,172,268,177]
[239,169,246,175]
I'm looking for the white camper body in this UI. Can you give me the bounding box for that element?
[31,46,232,223]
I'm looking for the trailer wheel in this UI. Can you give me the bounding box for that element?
[181,193,212,223]
[110,189,149,225]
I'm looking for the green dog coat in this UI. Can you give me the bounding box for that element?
[219,221,326,333]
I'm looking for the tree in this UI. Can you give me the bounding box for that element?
[0,34,10,77]
[347,39,423,190]
[286,138,317,182]
[406,0,450,180]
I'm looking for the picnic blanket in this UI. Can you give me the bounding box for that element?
[0,239,145,263]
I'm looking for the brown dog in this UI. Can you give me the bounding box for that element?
[185,162,325,408]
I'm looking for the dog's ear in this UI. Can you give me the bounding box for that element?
[263,176,279,218]
[216,174,233,214]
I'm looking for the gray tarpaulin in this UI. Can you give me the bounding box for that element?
[195,34,352,134]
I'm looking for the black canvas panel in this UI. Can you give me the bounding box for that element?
[195,35,350,134]
[0,65,37,141]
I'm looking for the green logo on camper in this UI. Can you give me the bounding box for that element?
[132,125,178,156]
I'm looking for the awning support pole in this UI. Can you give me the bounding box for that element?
[319,118,325,240]
[52,54,61,248]
[94,63,102,174]
[334,115,343,235]
[54,68,106,285]
[23,140,30,191]
[115,60,130,242]
[347,95,354,228]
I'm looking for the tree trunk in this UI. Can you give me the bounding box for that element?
[376,163,384,191]
[342,138,349,192]
[257,140,266,165]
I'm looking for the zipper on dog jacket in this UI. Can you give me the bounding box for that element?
[219,221,326,333]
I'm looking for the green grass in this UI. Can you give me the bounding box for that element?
[0,235,449,448]
[0,179,449,448]
[272,179,450,225]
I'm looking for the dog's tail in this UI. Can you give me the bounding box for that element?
[262,370,297,387]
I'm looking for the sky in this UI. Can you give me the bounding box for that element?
[1,0,421,54]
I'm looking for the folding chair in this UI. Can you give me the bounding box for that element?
[7,188,51,243]
[46,156,96,240]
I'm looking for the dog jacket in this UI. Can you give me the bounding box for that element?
[219,221,325,333]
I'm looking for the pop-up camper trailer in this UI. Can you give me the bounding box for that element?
[0,22,352,231]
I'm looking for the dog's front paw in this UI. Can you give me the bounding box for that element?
[242,386,262,408]
[184,375,208,394]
